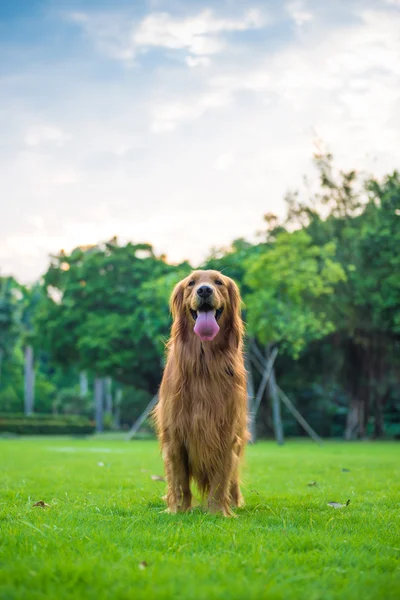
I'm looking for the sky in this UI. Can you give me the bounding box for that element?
[1,0,400,281]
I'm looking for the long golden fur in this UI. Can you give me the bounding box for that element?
[154,270,248,517]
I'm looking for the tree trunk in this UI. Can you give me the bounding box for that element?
[344,340,369,440]
[344,397,362,440]
[268,367,284,446]
[114,388,122,430]
[24,345,35,415]
[80,371,88,396]
[104,377,113,416]
[94,376,103,433]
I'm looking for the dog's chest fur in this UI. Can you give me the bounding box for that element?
[173,365,238,447]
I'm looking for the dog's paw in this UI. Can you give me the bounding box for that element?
[163,506,178,514]
[163,504,193,514]
[232,496,245,509]
[208,500,236,518]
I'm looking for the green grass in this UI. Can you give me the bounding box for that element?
[0,437,399,600]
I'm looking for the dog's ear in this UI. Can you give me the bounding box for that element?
[228,278,241,316]
[170,280,184,320]
[170,280,189,342]
[226,278,244,348]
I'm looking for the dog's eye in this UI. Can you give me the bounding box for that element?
[188,280,195,287]
[215,279,223,286]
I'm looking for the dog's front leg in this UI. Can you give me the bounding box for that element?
[229,452,244,508]
[163,442,192,513]
[207,449,234,517]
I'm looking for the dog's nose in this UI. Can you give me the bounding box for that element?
[197,285,213,298]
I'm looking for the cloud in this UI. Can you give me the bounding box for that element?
[286,1,313,26]
[24,124,71,147]
[186,56,211,68]
[149,6,400,144]
[213,153,234,171]
[133,9,265,54]
[205,7,400,160]
[67,7,268,63]
[151,90,232,132]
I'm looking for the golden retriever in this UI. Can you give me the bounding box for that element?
[154,270,248,517]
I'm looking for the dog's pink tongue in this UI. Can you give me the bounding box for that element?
[194,311,220,341]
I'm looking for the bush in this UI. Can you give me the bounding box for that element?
[119,386,152,427]
[33,375,57,414]
[0,385,23,413]
[54,387,93,417]
[0,414,95,435]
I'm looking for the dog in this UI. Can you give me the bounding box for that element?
[154,270,248,517]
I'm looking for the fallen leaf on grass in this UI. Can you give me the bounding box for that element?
[33,501,50,508]
[151,475,165,482]
[307,481,317,487]
[139,561,148,570]
[327,500,350,509]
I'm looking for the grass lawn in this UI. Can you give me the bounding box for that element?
[0,437,399,600]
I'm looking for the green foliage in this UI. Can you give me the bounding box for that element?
[53,387,93,417]
[0,413,89,420]
[245,230,346,355]
[19,283,43,347]
[278,156,400,438]
[137,267,191,356]
[355,173,400,333]
[202,238,265,297]
[0,385,23,413]
[36,240,182,390]
[0,341,24,412]
[119,386,153,426]
[32,373,57,414]
[0,414,95,435]
[0,277,20,365]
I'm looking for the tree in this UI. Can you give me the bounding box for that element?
[137,265,192,357]
[202,238,265,299]
[245,229,346,357]
[343,173,400,437]
[281,154,400,438]
[0,277,20,389]
[36,240,184,393]
[20,284,42,415]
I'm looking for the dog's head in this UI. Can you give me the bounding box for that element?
[170,270,243,345]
